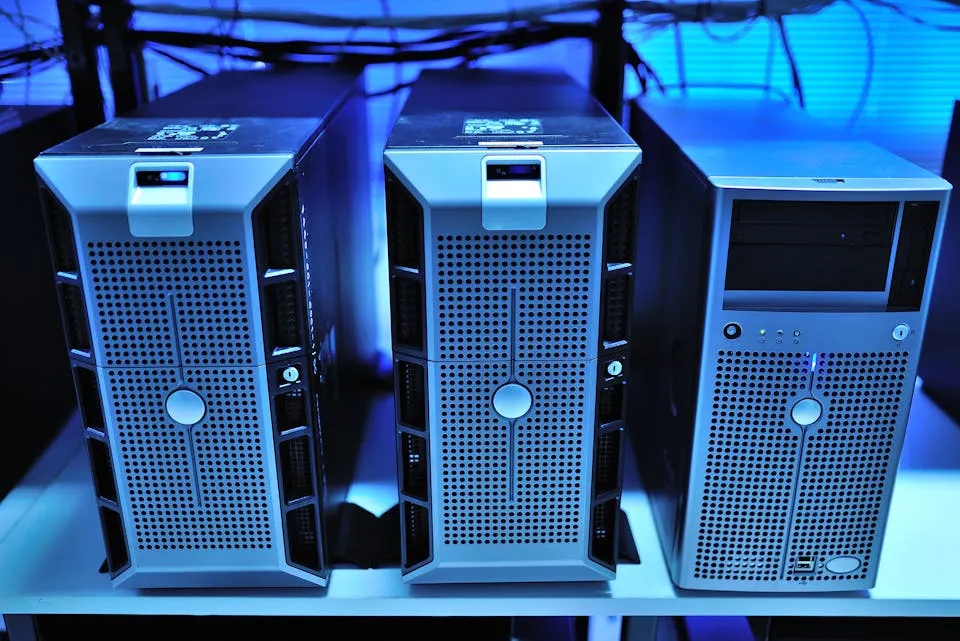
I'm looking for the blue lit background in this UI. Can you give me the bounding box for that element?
[2,0,957,368]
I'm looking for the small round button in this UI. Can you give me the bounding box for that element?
[791,398,822,427]
[892,323,910,341]
[492,383,533,419]
[281,366,301,383]
[723,323,742,340]
[166,389,205,425]
[606,360,623,377]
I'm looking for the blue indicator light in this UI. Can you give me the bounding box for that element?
[159,171,187,182]
[810,352,818,372]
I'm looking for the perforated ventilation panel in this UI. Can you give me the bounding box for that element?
[786,351,910,582]
[439,361,587,546]
[434,234,594,361]
[109,367,272,551]
[694,351,808,582]
[87,240,253,367]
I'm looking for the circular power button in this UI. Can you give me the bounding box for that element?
[166,389,206,425]
[723,323,742,340]
[892,324,910,342]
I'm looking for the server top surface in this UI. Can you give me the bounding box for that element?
[386,68,636,149]
[131,67,363,120]
[40,116,323,157]
[636,98,945,183]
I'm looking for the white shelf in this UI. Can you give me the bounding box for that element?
[0,388,959,617]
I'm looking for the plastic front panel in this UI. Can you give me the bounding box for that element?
[36,153,327,588]
[387,146,640,583]
[677,185,950,592]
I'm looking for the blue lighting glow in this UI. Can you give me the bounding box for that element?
[811,352,818,372]
[159,171,187,182]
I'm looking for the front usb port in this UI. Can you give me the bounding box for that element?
[265,282,302,354]
[795,555,815,573]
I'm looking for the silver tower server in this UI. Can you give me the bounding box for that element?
[630,99,951,592]
[385,69,641,583]
[35,68,368,588]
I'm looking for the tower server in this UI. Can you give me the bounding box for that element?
[630,99,951,592]
[919,101,960,422]
[35,68,368,588]
[385,69,641,583]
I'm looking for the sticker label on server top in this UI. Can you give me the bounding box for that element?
[463,118,543,135]
[148,123,239,142]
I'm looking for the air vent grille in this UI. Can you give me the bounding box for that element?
[108,367,272,551]
[279,437,314,503]
[603,174,638,265]
[254,183,297,271]
[589,498,617,567]
[401,432,428,501]
[439,361,586,546]
[386,170,424,271]
[593,429,621,497]
[60,284,91,352]
[694,350,807,582]
[43,189,79,273]
[392,277,423,351]
[435,234,594,361]
[397,360,426,430]
[87,240,252,367]
[786,351,910,582]
[286,504,321,571]
[602,275,629,346]
[403,501,430,569]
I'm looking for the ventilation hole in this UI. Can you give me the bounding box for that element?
[386,169,424,270]
[87,437,118,503]
[434,233,593,361]
[265,281,302,353]
[602,274,629,346]
[593,430,621,497]
[279,436,315,504]
[785,351,910,582]
[598,382,624,425]
[397,360,426,430]
[696,350,810,582]
[603,173,638,265]
[43,189,78,273]
[392,276,423,351]
[589,499,617,569]
[286,503,321,571]
[275,390,307,434]
[87,239,251,367]
[253,182,298,271]
[111,368,271,551]
[99,506,129,574]
[440,361,585,545]
[59,284,91,352]
[75,366,105,431]
[401,433,428,501]
[403,501,430,569]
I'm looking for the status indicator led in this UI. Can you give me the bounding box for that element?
[810,353,818,372]
[159,171,187,182]
[760,329,766,336]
